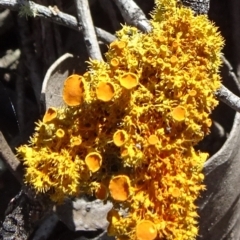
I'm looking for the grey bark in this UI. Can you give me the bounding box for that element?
[180,0,210,15]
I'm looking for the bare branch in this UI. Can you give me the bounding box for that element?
[74,0,102,60]
[0,9,14,36]
[0,131,23,185]
[221,55,240,92]
[215,85,240,113]
[95,27,116,43]
[113,0,151,33]
[180,0,210,15]
[0,49,21,68]
[0,0,116,44]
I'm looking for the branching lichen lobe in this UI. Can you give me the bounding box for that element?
[17,0,224,239]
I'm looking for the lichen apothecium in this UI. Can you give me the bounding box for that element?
[17,0,224,239]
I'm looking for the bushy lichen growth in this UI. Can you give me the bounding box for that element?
[17,0,224,239]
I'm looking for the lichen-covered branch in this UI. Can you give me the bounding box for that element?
[0,0,116,44]
[16,1,225,238]
[114,0,151,33]
[74,0,102,60]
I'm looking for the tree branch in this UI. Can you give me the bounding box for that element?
[113,0,151,33]
[221,55,240,92]
[180,0,210,15]
[215,85,240,113]
[0,9,14,36]
[0,49,21,68]
[74,0,102,60]
[0,0,116,44]
[0,131,23,185]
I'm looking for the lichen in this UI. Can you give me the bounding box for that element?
[17,0,224,239]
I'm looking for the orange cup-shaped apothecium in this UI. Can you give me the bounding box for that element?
[95,183,108,200]
[109,175,131,201]
[113,130,128,147]
[136,220,157,240]
[120,73,139,90]
[43,107,58,123]
[172,106,187,122]
[63,74,85,106]
[96,81,115,102]
[85,152,102,173]
[147,134,159,145]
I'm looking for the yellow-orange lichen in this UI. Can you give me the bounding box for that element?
[147,135,159,145]
[95,183,108,200]
[189,89,197,97]
[63,74,85,106]
[109,175,131,201]
[110,40,127,50]
[206,119,212,127]
[107,209,121,236]
[56,128,65,138]
[110,58,120,67]
[16,0,224,239]
[96,81,115,102]
[170,55,178,65]
[113,130,128,147]
[119,73,139,89]
[136,220,157,240]
[43,107,57,123]
[70,136,82,147]
[172,106,187,121]
[85,152,102,172]
[171,187,181,198]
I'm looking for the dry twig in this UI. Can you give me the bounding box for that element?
[0,9,14,35]
[74,0,102,60]
[0,0,116,44]
[180,0,210,15]
[113,0,151,33]
[215,85,240,113]
[0,131,23,185]
[221,55,240,92]
[0,49,21,68]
